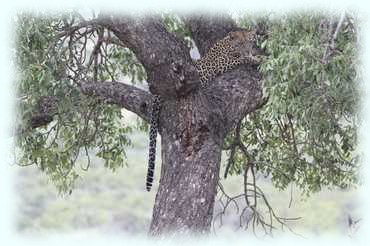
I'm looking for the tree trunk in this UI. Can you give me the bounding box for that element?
[149,92,225,236]
[147,63,263,235]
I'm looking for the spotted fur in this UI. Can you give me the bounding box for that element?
[145,30,260,191]
[195,30,260,87]
[146,95,161,191]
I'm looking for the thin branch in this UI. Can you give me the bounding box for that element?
[322,11,346,64]
[288,183,294,208]
[330,11,346,49]
[287,113,300,159]
[47,19,99,52]
[217,114,302,236]
[224,120,243,178]
[215,180,302,237]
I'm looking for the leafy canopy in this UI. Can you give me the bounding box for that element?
[14,11,359,195]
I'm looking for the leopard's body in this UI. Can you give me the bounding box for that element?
[146,30,260,191]
[195,30,260,87]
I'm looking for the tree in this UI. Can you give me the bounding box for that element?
[14,11,359,236]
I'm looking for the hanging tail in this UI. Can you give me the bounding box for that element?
[146,95,161,191]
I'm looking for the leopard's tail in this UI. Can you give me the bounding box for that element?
[146,95,161,192]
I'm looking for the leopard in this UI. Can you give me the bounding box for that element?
[194,30,261,87]
[146,30,262,192]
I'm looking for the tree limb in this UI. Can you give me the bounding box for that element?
[18,81,153,135]
[80,81,153,122]
[330,11,346,49]
[182,14,238,56]
[98,14,200,98]
[322,11,346,64]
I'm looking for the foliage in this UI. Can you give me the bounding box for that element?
[224,11,360,195]
[14,12,135,193]
[162,13,194,49]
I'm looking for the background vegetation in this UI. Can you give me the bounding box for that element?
[15,125,361,237]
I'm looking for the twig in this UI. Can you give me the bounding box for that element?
[330,11,346,50]
[322,11,346,64]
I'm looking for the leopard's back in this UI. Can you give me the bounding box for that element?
[195,30,260,87]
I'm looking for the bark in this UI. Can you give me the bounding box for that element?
[151,106,223,235]
[29,96,59,129]
[148,90,225,235]
[183,15,238,56]
[100,15,200,98]
[80,81,153,122]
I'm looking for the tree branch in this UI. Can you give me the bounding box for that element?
[322,11,346,64]
[98,14,200,98]
[80,81,152,122]
[18,81,153,135]
[182,14,238,56]
[28,96,59,129]
[330,11,346,49]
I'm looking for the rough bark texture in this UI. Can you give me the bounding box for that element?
[183,15,239,56]
[100,15,200,99]
[148,69,262,236]
[80,81,153,122]
[26,14,264,236]
[151,114,223,235]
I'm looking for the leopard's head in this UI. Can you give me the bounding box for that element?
[228,30,262,62]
